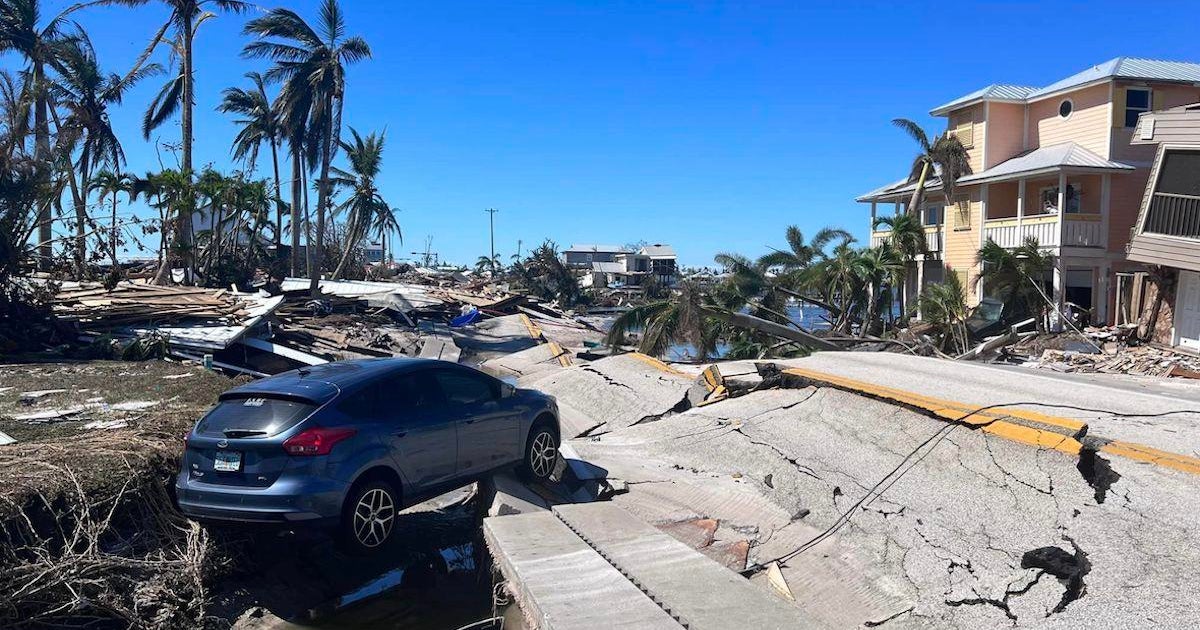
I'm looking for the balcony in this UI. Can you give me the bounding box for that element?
[870,227,942,253]
[982,214,1104,249]
[1144,192,1200,239]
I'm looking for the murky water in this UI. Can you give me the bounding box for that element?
[216,486,516,630]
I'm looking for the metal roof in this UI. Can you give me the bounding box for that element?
[638,244,676,258]
[957,142,1134,185]
[931,57,1200,116]
[930,84,1036,116]
[565,244,626,253]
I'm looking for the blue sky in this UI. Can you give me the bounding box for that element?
[12,1,1200,267]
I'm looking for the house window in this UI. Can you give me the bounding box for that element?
[1156,150,1200,197]
[923,205,942,226]
[1039,184,1082,214]
[1125,88,1151,127]
[954,197,971,228]
[1058,99,1073,119]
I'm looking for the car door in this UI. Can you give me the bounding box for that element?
[373,371,457,492]
[432,368,520,476]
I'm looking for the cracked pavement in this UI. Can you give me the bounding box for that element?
[568,380,1200,628]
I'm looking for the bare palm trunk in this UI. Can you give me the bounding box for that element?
[270,138,282,248]
[309,95,335,297]
[302,166,312,278]
[178,20,196,285]
[34,62,52,269]
[289,149,302,275]
[110,191,119,269]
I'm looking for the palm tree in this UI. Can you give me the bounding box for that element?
[0,0,84,268]
[328,128,392,278]
[51,37,158,274]
[104,0,248,281]
[606,281,725,360]
[892,118,972,213]
[873,211,926,319]
[244,0,371,296]
[917,273,970,354]
[756,225,852,317]
[812,241,867,334]
[88,168,131,269]
[474,254,499,276]
[218,71,284,247]
[852,245,903,337]
[976,236,1055,332]
[368,205,400,265]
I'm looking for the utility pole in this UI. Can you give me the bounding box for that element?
[485,208,499,276]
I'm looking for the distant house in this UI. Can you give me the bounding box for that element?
[563,244,626,267]
[588,243,679,288]
[363,241,384,263]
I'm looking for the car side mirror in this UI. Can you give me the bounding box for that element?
[500,383,516,399]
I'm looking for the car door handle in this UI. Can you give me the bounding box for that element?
[393,431,408,438]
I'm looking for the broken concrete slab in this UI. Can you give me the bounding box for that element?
[450,314,541,361]
[417,337,461,362]
[483,511,684,630]
[479,472,551,517]
[480,342,571,380]
[520,353,695,438]
[552,502,823,629]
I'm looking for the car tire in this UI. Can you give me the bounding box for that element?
[339,479,398,554]
[519,423,559,483]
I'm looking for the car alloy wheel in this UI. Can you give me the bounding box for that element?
[352,487,395,548]
[529,430,557,479]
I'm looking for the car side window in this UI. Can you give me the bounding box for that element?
[431,369,497,406]
[380,372,442,410]
[337,384,380,418]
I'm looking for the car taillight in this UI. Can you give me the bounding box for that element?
[282,427,357,456]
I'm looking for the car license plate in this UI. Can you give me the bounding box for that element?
[214,451,242,472]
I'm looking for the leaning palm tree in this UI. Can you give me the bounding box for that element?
[976,236,1055,332]
[873,211,926,319]
[606,281,725,360]
[757,225,852,316]
[892,118,972,213]
[328,128,392,278]
[243,0,371,296]
[0,0,84,267]
[218,71,284,246]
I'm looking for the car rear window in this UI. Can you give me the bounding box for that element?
[196,396,317,437]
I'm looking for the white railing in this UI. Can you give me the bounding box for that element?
[983,214,1104,249]
[925,229,942,252]
[1063,215,1103,247]
[984,217,1060,248]
[869,229,942,252]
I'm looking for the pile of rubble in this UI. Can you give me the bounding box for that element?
[1036,344,1200,378]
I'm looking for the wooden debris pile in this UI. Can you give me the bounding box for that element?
[1037,345,1200,378]
[52,282,248,329]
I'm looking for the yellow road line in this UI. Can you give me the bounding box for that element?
[548,341,573,367]
[782,366,1200,475]
[627,352,689,377]
[519,314,544,341]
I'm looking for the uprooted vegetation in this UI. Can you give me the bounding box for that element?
[0,361,239,628]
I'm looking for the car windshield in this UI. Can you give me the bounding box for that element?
[971,300,1004,323]
[195,396,317,438]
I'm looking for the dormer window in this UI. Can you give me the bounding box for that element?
[1058,99,1073,119]
[1125,88,1152,127]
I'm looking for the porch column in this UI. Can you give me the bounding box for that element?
[978,184,989,302]
[1016,178,1026,230]
[1099,174,1112,324]
[1053,253,1067,332]
[895,200,902,216]
[1057,171,1067,248]
[1100,173,1111,248]
[915,258,925,321]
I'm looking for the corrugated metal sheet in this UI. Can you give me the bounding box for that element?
[957,142,1134,184]
[566,244,625,253]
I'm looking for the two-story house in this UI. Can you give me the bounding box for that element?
[859,58,1200,326]
[1126,103,1200,350]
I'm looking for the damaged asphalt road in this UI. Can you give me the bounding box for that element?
[568,383,1200,629]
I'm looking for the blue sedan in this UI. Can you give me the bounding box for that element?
[176,358,560,552]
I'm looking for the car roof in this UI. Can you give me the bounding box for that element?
[221,358,460,404]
